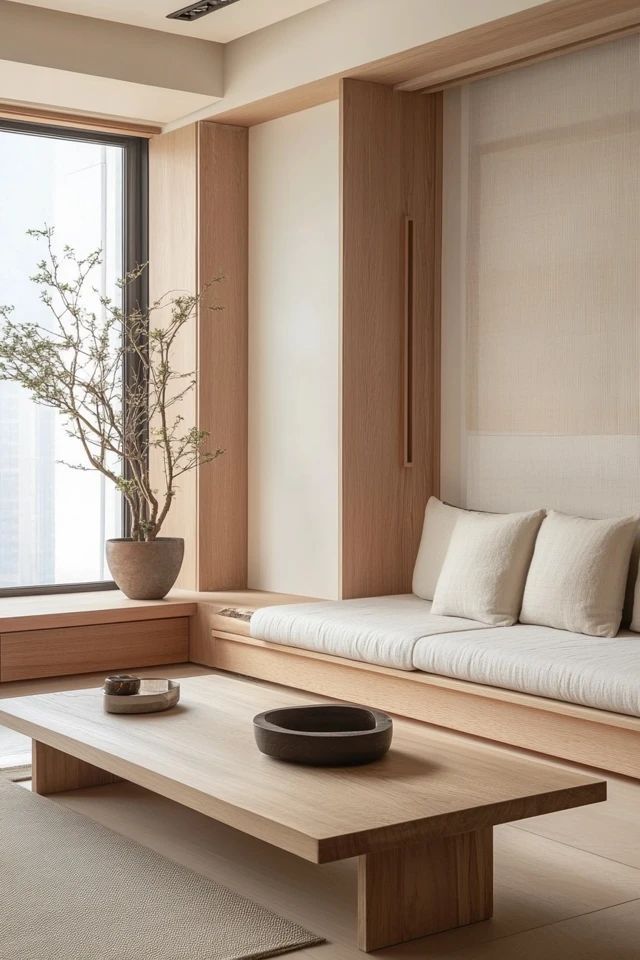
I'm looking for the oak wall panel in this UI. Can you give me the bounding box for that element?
[340,79,441,597]
[149,125,198,589]
[198,122,248,590]
[149,122,248,591]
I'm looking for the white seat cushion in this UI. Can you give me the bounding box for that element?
[412,624,640,716]
[250,595,491,671]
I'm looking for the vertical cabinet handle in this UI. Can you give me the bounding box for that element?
[403,216,415,467]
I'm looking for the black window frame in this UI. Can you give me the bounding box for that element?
[0,119,148,598]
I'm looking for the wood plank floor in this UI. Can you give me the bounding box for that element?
[2,666,639,958]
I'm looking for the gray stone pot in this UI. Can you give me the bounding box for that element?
[106,538,184,600]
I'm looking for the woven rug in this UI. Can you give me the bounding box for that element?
[0,778,324,960]
[0,739,31,781]
[1,762,32,782]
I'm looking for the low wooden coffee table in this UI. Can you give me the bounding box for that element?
[0,674,606,951]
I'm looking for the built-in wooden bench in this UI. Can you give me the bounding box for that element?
[0,589,308,683]
[2,588,639,780]
[183,592,640,782]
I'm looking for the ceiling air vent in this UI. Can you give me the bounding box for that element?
[167,0,240,22]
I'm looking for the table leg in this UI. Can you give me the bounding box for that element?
[32,740,121,795]
[357,828,493,951]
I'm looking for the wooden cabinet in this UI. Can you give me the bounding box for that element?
[0,617,189,682]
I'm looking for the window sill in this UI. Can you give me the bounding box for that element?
[0,590,198,633]
[0,587,315,635]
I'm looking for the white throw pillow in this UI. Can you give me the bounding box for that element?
[521,511,638,638]
[431,509,545,626]
[412,497,466,600]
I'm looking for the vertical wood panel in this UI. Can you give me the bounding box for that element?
[149,122,248,591]
[197,121,248,589]
[340,79,441,597]
[149,125,198,588]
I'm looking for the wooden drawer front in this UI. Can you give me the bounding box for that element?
[0,617,189,682]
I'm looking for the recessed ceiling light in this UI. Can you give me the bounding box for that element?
[167,0,241,22]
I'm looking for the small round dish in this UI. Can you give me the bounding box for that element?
[253,704,393,766]
[104,674,141,696]
[103,679,180,715]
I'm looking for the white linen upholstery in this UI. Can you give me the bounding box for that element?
[520,510,638,637]
[250,595,490,671]
[412,498,465,600]
[412,624,640,716]
[431,509,544,625]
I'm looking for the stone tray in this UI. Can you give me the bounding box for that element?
[103,679,180,715]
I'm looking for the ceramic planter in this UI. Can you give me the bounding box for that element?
[105,538,184,600]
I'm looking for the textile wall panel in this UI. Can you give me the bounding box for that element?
[442,35,640,516]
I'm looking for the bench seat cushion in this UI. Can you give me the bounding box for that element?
[250,595,490,670]
[412,624,640,716]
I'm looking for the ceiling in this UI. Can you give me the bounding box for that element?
[14,0,332,42]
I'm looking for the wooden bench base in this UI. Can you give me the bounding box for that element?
[202,632,640,780]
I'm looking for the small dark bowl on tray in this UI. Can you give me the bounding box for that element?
[103,678,180,714]
[252,704,393,766]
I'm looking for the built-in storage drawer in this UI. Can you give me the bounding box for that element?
[0,617,189,681]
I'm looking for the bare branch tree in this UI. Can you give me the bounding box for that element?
[0,226,223,541]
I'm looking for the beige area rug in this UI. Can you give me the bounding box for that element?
[1,762,32,782]
[0,778,324,960]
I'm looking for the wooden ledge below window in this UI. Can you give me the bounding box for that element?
[0,588,315,684]
[0,588,316,634]
[0,591,198,634]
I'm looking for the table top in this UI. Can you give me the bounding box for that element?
[0,673,606,863]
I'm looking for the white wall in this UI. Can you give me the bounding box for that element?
[248,101,340,599]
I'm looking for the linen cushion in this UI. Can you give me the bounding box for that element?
[431,509,544,626]
[412,497,466,600]
[412,624,640,717]
[520,510,638,638]
[250,595,491,671]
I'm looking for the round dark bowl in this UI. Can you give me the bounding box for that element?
[252,704,393,766]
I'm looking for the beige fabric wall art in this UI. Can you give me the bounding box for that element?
[441,35,640,519]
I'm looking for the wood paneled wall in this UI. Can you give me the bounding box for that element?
[149,122,248,591]
[340,79,441,598]
[149,125,199,589]
[197,122,248,589]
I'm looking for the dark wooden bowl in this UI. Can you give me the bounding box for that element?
[252,704,393,766]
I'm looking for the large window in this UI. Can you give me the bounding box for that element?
[0,121,147,595]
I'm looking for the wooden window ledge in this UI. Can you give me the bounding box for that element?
[0,590,198,634]
[0,588,315,634]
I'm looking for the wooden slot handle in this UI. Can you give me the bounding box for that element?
[403,216,415,467]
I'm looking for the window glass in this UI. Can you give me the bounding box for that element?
[0,130,124,589]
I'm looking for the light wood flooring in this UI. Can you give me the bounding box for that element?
[1,665,639,959]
